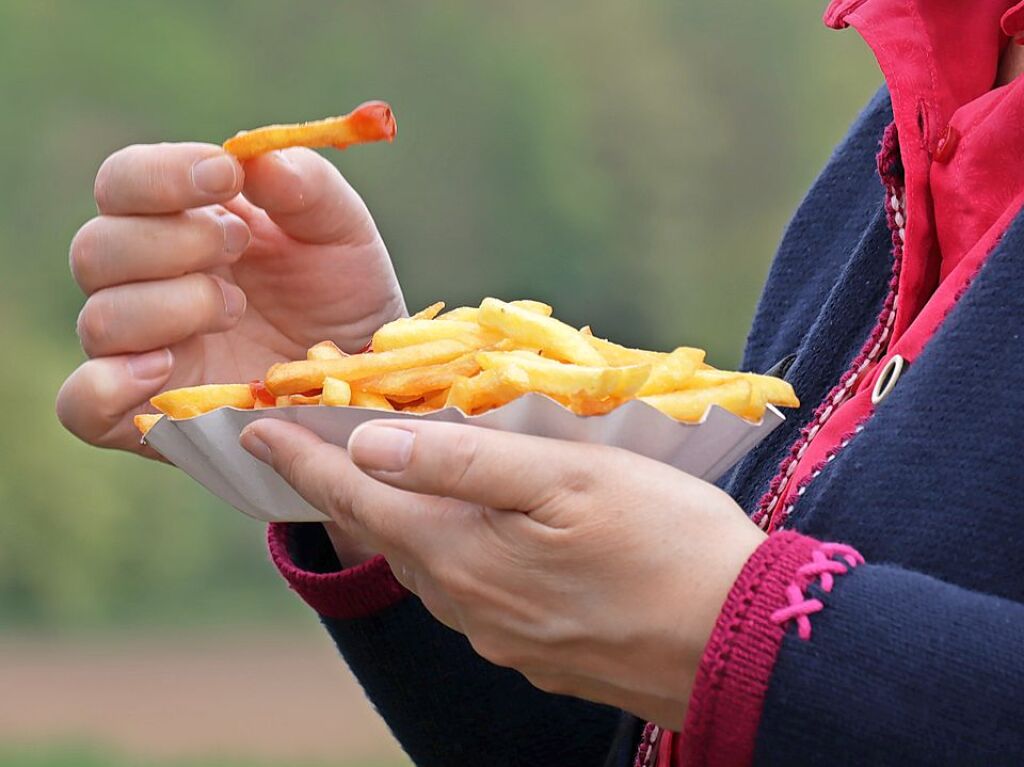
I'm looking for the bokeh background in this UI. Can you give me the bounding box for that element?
[0,1,880,765]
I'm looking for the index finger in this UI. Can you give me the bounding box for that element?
[346,420,620,513]
[94,143,244,215]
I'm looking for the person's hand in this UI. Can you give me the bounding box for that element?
[238,418,766,727]
[57,142,405,457]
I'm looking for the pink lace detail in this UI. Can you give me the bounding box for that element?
[769,543,864,640]
[753,122,906,533]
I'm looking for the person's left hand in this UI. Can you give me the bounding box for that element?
[240,418,765,727]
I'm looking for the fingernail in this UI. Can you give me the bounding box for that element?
[349,425,414,472]
[192,155,239,195]
[240,427,272,464]
[127,348,173,381]
[220,214,251,256]
[212,275,246,319]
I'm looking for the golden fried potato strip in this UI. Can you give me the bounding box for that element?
[478,298,605,366]
[357,352,481,397]
[372,319,499,352]
[223,101,396,160]
[477,351,650,401]
[641,379,755,423]
[151,384,255,418]
[307,340,346,361]
[266,339,474,396]
[133,413,163,436]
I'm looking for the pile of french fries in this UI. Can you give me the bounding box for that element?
[134,298,798,436]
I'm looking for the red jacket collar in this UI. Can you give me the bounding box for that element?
[824,0,1024,339]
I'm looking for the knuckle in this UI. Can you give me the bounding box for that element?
[76,296,111,355]
[68,218,103,291]
[437,429,481,496]
[93,145,137,210]
[187,273,227,322]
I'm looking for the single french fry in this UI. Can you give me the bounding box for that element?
[357,351,481,397]
[583,333,665,366]
[421,389,450,410]
[321,377,352,406]
[410,301,446,320]
[372,319,499,352]
[151,384,255,418]
[308,340,346,361]
[477,298,606,366]
[637,347,705,396]
[223,101,397,160]
[134,413,163,436]
[477,351,650,400]
[350,389,395,411]
[276,394,321,406]
[682,369,799,409]
[265,339,474,395]
[438,299,552,323]
[641,379,754,423]
[445,370,523,415]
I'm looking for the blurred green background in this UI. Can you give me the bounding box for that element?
[0,0,879,764]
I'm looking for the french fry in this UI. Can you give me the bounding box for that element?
[477,351,650,400]
[321,377,352,406]
[682,369,800,409]
[641,380,755,423]
[350,389,395,411]
[372,319,500,352]
[151,384,255,418]
[266,339,474,395]
[478,298,606,366]
[410,301,446,320]
[583,333,664,366]
[308,340,346,361]
[637,347,706,396]
[223,101,397,160]
[276,394,321,406]
[445,370,524,415]
[134,413,163,436]
[438,299,552,323]
[357,352,481,397]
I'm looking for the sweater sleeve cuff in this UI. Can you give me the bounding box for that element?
[679,530,859,766]
[267,523,410,620]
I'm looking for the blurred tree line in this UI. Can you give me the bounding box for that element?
[0,0,878,628]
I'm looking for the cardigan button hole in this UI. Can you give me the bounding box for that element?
[871,354,906,405]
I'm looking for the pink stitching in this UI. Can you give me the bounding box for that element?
[770,585,823,640]
[770,543,864,640]
[754,122,906,533]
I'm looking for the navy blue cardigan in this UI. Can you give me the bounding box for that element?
[279,87,1024,765]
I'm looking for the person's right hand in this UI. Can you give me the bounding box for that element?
[57,142,406,458]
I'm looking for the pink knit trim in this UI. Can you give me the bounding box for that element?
[673,531,819,767]
[267,523,409,619]
[753,123,905,533]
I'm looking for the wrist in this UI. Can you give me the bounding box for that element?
[323,521,379,567]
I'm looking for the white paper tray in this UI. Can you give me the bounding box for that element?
[144,394,783,523]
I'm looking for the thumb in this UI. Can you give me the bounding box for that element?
[238,148,378,246]
[239,418,433,553]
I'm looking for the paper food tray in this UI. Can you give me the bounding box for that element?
[143,394,784,523]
